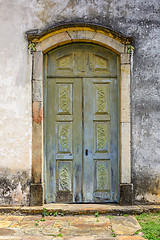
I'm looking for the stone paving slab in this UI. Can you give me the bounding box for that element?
[0,221,12,228]
[63,237,116,240]
[23,237,53,240]
[0,228,16,236]
[10,221,36,228]
[0,214,146,240]
[117,237,145,240]
[111,216,141,235]
[5,216,24,222]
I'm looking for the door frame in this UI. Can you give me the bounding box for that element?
[27,25,133,206]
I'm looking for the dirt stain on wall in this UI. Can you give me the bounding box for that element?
[0,169,31,206]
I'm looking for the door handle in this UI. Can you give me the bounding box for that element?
[85,149,88,156]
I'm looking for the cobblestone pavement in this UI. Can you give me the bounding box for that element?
[0,214,145,240]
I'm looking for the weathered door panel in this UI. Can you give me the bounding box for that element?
[46,78,82,202]
[47,44,117,78]
[83,78,119,202]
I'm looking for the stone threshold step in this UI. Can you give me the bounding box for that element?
[0,204,159,215]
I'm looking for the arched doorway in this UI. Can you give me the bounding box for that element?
[44,43,120,203]
[28,25,132,206]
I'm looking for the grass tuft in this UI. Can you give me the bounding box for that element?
[135,212,160,240]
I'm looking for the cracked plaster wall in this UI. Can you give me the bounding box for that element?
[0,0,159,205]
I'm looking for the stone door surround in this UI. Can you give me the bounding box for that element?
[27,24,133,206]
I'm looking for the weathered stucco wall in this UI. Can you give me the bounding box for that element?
[0,0,159,205]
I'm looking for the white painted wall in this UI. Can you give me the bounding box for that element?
[0,0,159,205]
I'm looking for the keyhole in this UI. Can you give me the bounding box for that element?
[85,149,88,156]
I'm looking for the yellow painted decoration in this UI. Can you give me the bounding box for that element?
[59,126,69,151]
[59,87,70,113]
[98,163,107,190]
[97,125,106,150]
[60,167,69,191]
[96,57,106,68]
[59,56,70,69]
[97,88,106,112]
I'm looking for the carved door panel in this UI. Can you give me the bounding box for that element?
[45,78,82,203]
[45,43,119,203]
[83,78,119,202]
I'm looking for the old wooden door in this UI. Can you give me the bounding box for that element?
[44,43,120,203]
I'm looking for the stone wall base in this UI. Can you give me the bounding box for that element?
[30,183,44,206]
[30,183,133,206]
[120,183,133,205]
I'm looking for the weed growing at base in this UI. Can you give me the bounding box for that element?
[41,208,65,217]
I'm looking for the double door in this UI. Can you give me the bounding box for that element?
[45,43,119,203]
